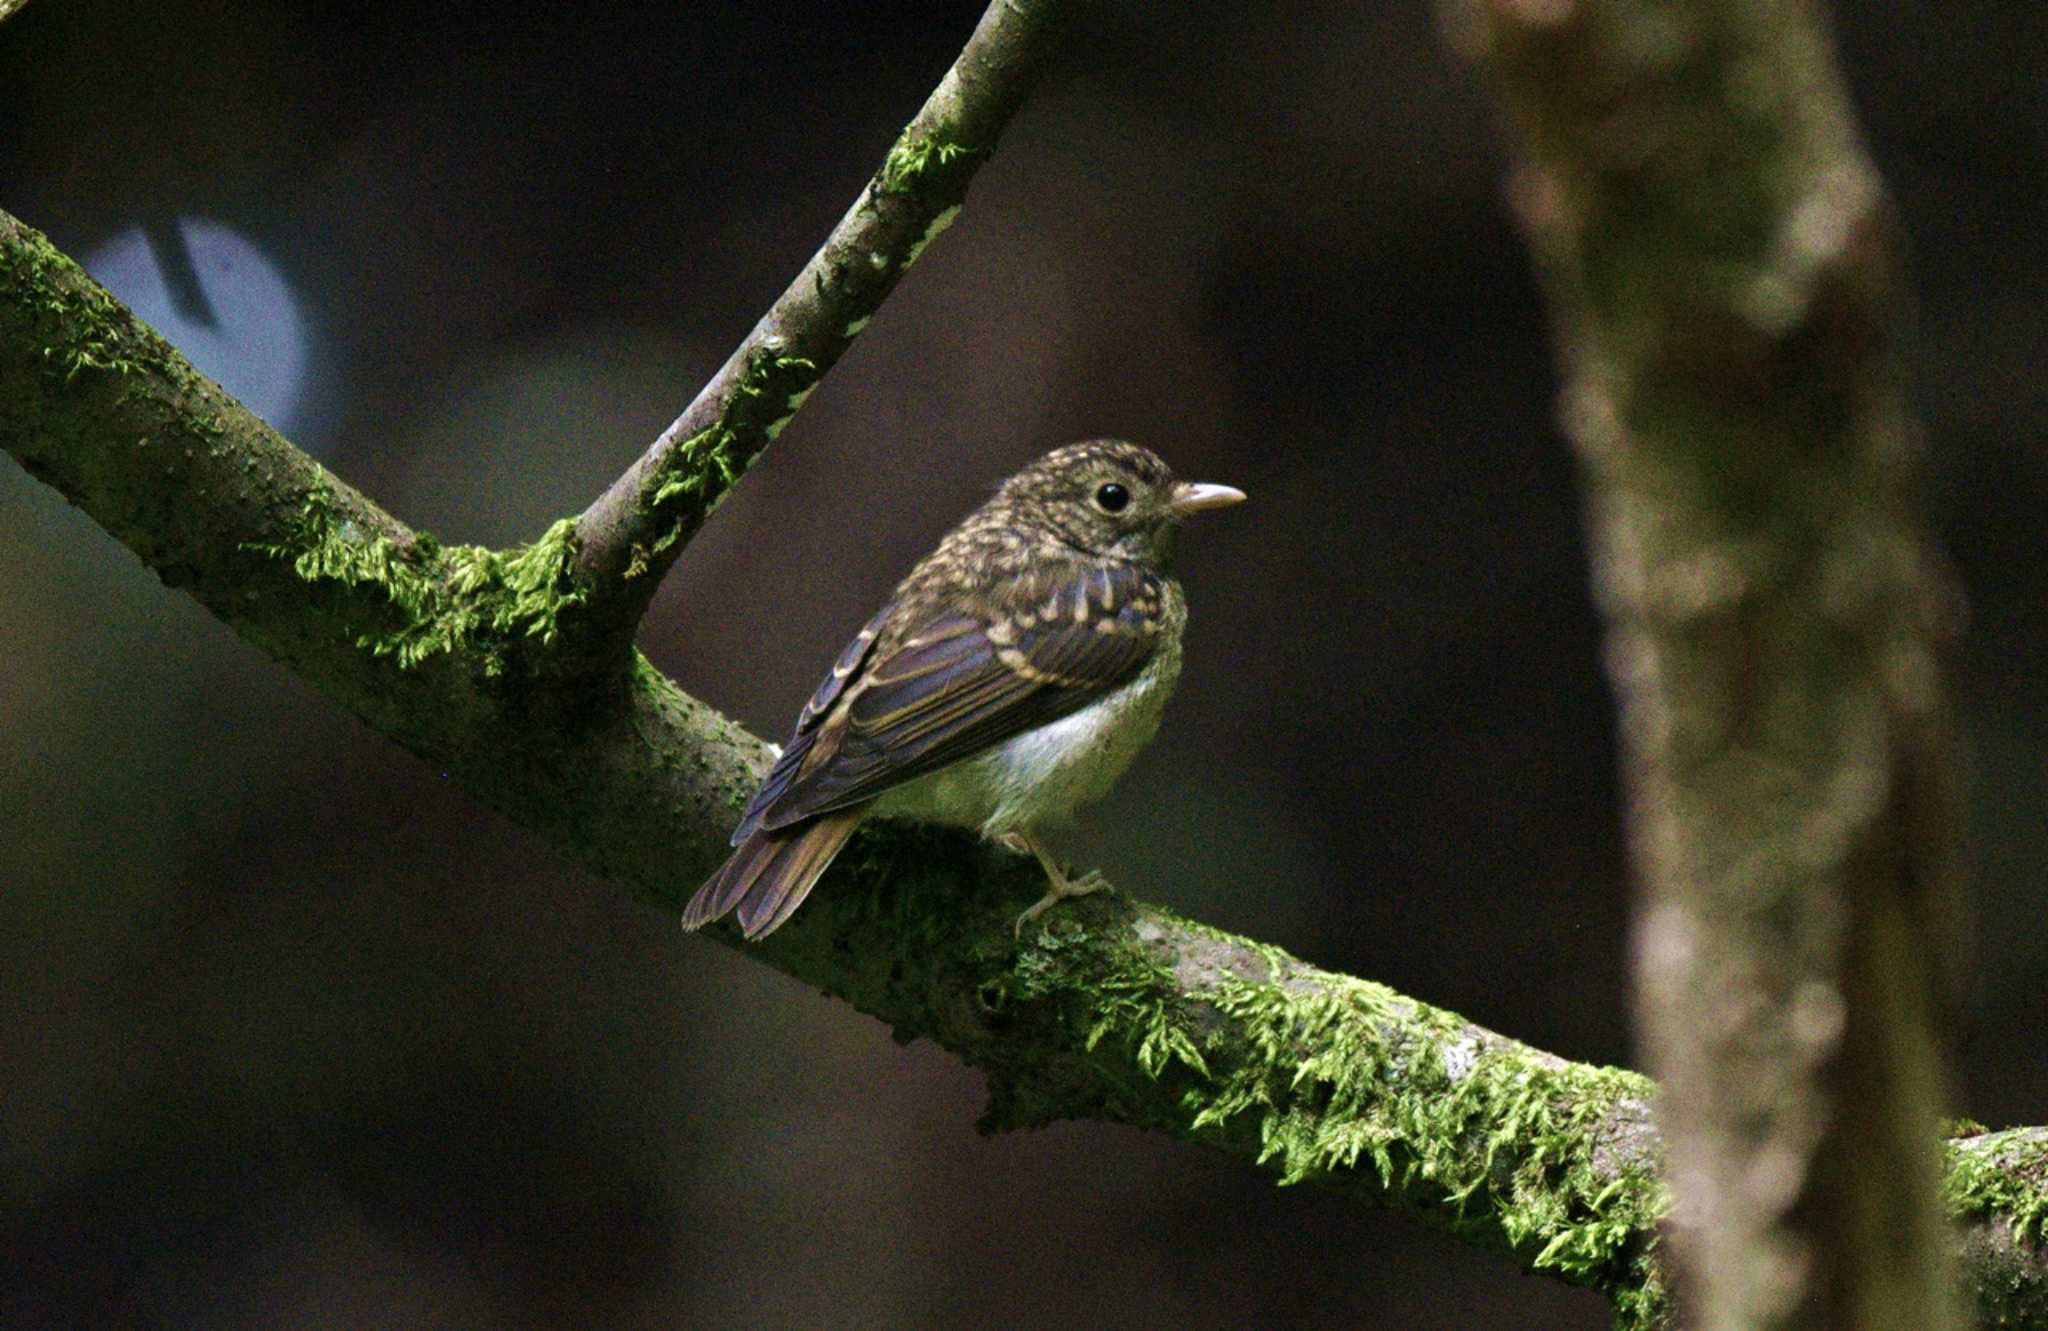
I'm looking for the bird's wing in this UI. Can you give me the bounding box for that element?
[729,604,891,845]
[742,561,1167,835]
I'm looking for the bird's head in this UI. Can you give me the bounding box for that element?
[1000,440,1245,566]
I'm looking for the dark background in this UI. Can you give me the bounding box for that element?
[2,2,2042,1327]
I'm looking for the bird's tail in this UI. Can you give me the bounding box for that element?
[681,808,865,939]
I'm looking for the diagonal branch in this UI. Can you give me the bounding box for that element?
[570,0,1078,643]
[5,212,2047,1329]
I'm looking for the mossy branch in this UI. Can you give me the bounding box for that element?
[4,210,2046,1328]
[568,0,1077,643]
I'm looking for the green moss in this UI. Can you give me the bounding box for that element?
[1189,956,1665,1299]
[628,647,670,695]
[1084,939,1210,1078]
[244,487,587,672]
[997,916,1203,1082]
[51,343,141,379]
[1943,1128,2048,1246]
[4,222,151,385]
[627,351,821,577]
[1017,915,1671,1325]
[878,126,981,195]
[647,424,740,510]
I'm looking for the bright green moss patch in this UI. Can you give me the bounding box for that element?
[1005,912,1672,1325]
[1944,1128,2048,1246]
[245,487,587,671]
[647,424,742,511]
[878,126,981,195]
[5,221,152,384]
[626,351,821,578]
[1082,939,1213,1080]
[1002,917,1210,1081]
[52,343,141,380]
[1183,949,1670,1323]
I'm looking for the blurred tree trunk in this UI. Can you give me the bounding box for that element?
[1447,0,1968,1326]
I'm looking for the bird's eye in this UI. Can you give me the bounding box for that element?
[1094,482,1130,513]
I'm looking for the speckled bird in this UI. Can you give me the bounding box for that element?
[681,440,1245,940]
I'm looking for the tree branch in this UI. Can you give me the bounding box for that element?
[1445,0,1968,1326]
[569,0,1077,643]
[4,211,2045,1328]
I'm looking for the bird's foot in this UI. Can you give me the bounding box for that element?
[1003,832,1110,938]
[1014,870,1110,936]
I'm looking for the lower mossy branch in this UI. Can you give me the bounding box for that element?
[4,208,2045,1329]
[697,804,1676,1320]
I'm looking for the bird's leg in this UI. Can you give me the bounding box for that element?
[999,830,1109,937]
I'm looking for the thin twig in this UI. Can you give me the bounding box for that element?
[571,0,1077,641]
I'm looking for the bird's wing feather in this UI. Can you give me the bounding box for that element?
[798,605,892,733]
[729,605,892,845]
[684,808,865,938]
[752,562,1165,831]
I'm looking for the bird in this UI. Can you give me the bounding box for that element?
[681,440,1245,941]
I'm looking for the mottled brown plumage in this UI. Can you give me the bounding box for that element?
[683,441,1244,939]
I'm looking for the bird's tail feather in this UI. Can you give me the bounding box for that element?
[681,808,865,939]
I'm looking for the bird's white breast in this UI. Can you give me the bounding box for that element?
[875,630,1183,837]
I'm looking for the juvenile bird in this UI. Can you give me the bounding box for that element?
[681,441,1244,940]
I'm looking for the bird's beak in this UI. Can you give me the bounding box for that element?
[1168,481,1247,516]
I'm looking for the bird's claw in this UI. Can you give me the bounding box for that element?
[1013,868,1111,939]
[1066,869,1110,896]
[999,829,1110,937]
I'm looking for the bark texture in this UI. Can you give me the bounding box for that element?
[1446,0,1969,1326]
